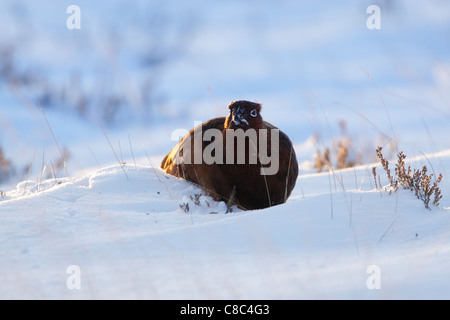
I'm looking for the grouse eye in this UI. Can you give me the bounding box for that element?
[250,109,258,117]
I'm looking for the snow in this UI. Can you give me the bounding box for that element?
[1,0,450,299]
[1,154,450,299]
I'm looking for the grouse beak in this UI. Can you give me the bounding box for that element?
[231,114,249,128]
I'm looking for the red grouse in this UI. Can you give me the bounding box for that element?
[160,100,298,210]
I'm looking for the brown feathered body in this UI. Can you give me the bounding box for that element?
[160,101,298,210]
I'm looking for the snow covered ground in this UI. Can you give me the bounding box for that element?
[1,0,450,299]
[1,152,449,299]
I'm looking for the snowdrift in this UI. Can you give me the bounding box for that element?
[1,151,449,299]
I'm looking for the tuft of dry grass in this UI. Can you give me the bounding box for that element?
[38,98,69,178]
[189,193,201,206]
[314,121,362,172]
[0,147,14,183]
[374,146,443,209]
[179,202,190,213]
[314,148,331,172]
[180,193,205,213]
[50,148,71,179]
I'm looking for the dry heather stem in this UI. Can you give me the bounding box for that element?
[376,147,443,209]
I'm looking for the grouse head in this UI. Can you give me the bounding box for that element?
[224,100,263,130]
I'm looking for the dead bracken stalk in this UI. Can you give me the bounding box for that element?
[375,146,444,209]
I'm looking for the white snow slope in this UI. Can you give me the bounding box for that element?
[1,0,450,300]
[1,150,449,299]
